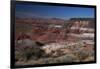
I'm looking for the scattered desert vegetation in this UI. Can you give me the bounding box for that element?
[15,18,95,66]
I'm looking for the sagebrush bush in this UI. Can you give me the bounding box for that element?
[15,46,44,62]
[39,54,79,64]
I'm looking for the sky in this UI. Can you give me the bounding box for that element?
[15,3,95,20]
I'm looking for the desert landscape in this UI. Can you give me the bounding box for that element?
[14,3,95,66]
[15,17,95,65]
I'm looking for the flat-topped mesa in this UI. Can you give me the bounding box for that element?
[64,18,95,34]
[69,18,95,28]
[70,18,94,20]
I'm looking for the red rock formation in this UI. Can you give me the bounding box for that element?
[15,18,95,44]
